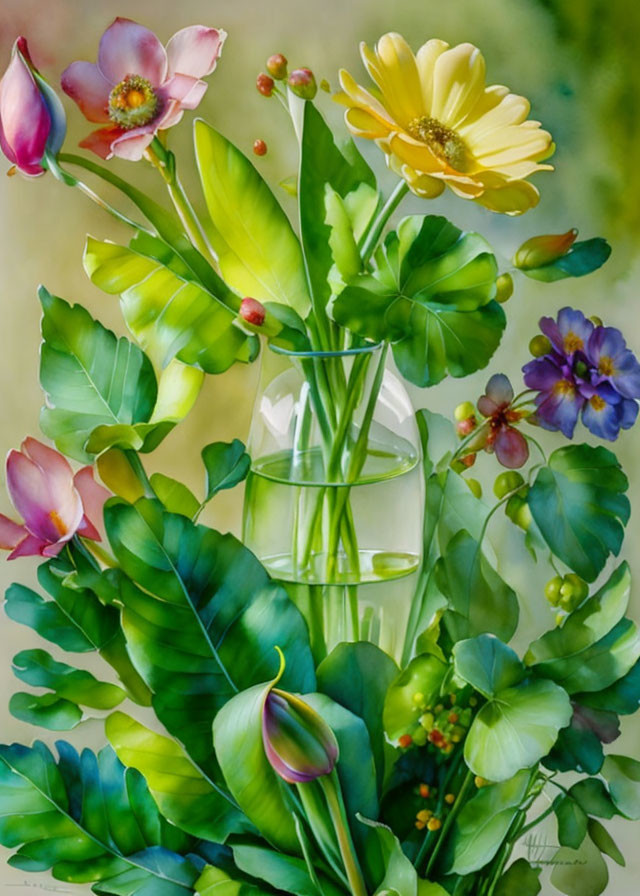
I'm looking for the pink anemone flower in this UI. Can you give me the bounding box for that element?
[0,438,110,560]
[61,17,226,161]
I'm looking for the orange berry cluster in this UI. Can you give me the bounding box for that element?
[414,783,457,831]
[398,692,476,756]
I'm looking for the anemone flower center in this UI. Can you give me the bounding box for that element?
[407,116,468,171]
[108,74,159,129]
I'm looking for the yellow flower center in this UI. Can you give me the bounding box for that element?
[553,379,575,397]
[407,116,468,171]
[563,332,583,353]
[598,355,616,376]
[108,75,159,129]
[590,395,606,411]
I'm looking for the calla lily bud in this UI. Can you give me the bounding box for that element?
[266,53,288,80]
[288,68,317,100]
[240,297,266,326]
[0,37,66,176]
[262,649,338,784]
[513,229,578,270]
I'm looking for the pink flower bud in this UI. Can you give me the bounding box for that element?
[288,68,317,100]
[0,37,66,176]
[240,297,266,326]
[266,54,288,80]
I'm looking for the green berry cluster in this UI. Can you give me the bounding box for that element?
[545,573,589,620]
[398,692,475,755]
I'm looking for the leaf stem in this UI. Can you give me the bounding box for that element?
[360,180,409,264]
[124,451,155,499]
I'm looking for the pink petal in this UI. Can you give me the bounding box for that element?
[0,514,27,550]
[0,43,50,175]
[74,466,110,541]
[166,26,226,79]
[61,61,111,123]
[22,437,74,481]
[486,373,514,407]
[161,74,207,110]
[110,126,156,161]
[494,425,529,469]
[8,532,52,560]
[79,125,124,160]
[6,450,82,543]
[42,539,70,558]
[155,100,184,131]
[21,438,82,533]
[98,17,167,87]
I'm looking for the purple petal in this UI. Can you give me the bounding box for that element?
[166,26,226,79]
[61,61,111,122]
[523,355,563,391]
[98,18,167,87]
[619,398,639,430]
[555,307,594,355]
[588,327,640,399]
[494,425,529,469]
[0,41,50,175]
[534,383,584,438]
[581,395,622,441]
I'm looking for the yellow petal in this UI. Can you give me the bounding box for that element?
[336,69,395,124]
[360,32,424,125]
[415,39,449,109]
[430,43,487,126]
[460,90,530,139]
[475,178,540,215]
[389,132,446,174]
[345,106,391,138]
[471,124,553,167]
[387,154,445,198]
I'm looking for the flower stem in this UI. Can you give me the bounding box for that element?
[423,769,475,878]
[146,137,216,262]
[360,180,409,264]
[320,773,368,896]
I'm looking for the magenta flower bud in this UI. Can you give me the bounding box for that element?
[240,297,266,326]
[263,688,339,784]
[0,438,110,560]
[0,37,66,176]
[288,68,317,100]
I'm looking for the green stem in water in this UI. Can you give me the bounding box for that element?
[360,180,409,264]
[146,137,216,263]
[320,773,368,896]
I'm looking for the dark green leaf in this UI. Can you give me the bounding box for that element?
[316,642,398,788]
[577,658,640,715]
[298,101,376,308]
[194,120,310,316]
[202,439,251,501]
[453,635,524,698]
[84,236,257,375]
[333,215,503,387]
[0,741,197,893]
[38,288,157,462]
[587,818,625,866]
[544,724,604,775]
[554,795,588,848]
[568,779,617,819]
[527,445,629,582]
[435,530,519,643]
[105,498,315,769]
[520,238,611,282]
[494,858,541,896]
[12,648,125,709]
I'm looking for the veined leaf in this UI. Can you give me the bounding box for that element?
[106,712,251,843]
[453,635,524,698]
[202,439,251,501]
[602,755,640,819]
[150,474,200,518]
[527,444,629,582]
[194,119,310,316]
[105,498,315,769]
[9,692,83,731]
[84,236,257,374]
[196,865,270,896]
[39,288,157,462]
[333,215,503,387]
[0,741,197,893]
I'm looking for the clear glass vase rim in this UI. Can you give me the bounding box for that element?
[268,341,384,359]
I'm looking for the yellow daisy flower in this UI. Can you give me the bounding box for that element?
[335,33,554,214]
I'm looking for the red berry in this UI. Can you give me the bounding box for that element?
[398,734,413,748]
[253,139,267,156]
[266,53,288,80]
[256,73,274,97]
[240,297,266,326]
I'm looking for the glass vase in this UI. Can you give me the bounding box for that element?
[243,342,423,660]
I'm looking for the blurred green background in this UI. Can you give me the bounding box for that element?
[0,0,639,890]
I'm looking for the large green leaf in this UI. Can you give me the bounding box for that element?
[0,741,197,894]
[445,769,532,875]
[383,653,447,743]
[357,817,420,896]
[435,530,519,644]
[232,843,344,896]
[527,445,630,582]
[194,120,310,316]
[494,858,541,896]
[104,498,315,769]
[525,563,630,666]
[576,658,640,715]
[298,101,376,307]
[464,680,572,781]
[550,835,609,896]
[453,635,524,698]
[38,289,157,462]
[4,553,150,706]
[316,642,398,788]
[106,712,250,842]
[84,235,257,374]
[601,755,640,819]
[332,215,503,387]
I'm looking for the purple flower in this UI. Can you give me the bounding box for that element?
[523,308,640,441]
